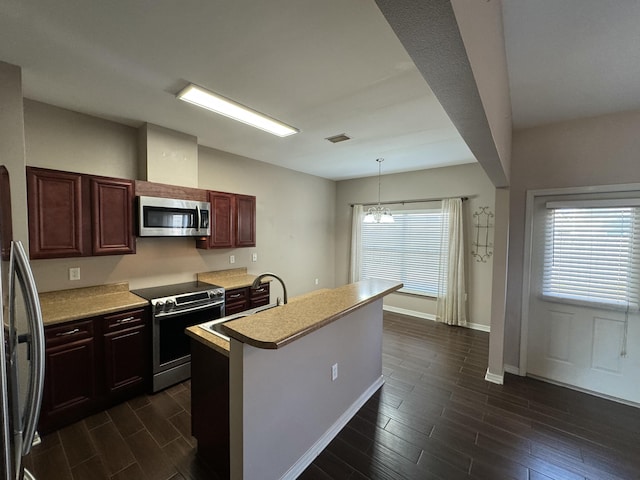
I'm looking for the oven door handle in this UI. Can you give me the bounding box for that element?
[154,300,225,318]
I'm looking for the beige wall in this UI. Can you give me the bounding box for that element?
[505,110,640,367]
[0,62,29,246]
[24,100,138,179]
[23,101,336,297]
[140,123,199,187]
[451,0,512,181]
[335,163,496,328]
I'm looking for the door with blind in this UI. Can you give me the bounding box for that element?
[527,192,640,404]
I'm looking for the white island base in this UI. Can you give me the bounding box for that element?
[229,299,383,480]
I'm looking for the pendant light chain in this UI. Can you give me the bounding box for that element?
[364,158,394,223]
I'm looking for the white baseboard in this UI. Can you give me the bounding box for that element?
[281,376,385,480]
[504,364,521,376]
[484,369,504,385]
[383,305,436,321]
[383,305,490,332]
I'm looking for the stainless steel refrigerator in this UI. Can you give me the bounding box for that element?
[0,165,45,480]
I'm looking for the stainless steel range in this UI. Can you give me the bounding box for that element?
[132,281,225,392]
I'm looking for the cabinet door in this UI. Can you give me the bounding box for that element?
[40,320,97,433]
[102,309,149,398]
[91,176,135,255]
[236,194,256,247]
[27,167,86,259]
[210,191,235,248]
[104,325,147,395]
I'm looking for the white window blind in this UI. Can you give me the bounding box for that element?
[361,210,447,296]
[543,206,640,311]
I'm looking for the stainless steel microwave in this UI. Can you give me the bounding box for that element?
[137,196,211,237]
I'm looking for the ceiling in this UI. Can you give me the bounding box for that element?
[502,0,640,129]
[0,0,474,181]
[1,1,638,180]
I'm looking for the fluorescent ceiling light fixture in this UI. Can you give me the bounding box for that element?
[177,84,299,137]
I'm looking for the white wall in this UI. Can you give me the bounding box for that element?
[335,163,496,328]
[23,100,336,297]
[230,300,383,480]
[505,110,640,367]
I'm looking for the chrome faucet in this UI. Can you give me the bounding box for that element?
[252,272,288,305]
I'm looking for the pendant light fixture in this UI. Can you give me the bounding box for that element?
[363,158,394,223]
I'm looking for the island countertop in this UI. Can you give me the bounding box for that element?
[220,278,402,349]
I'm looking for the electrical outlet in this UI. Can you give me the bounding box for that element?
[229,255,235,264]
[69,267,80,281]
[331,363,338,381]
[315,278,319,285]
[252,253,258,262]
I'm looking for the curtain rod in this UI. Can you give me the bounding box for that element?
[350,196,470,208]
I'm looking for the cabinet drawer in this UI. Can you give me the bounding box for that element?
[225,301,248,316]
[104,309,145,331]
[225,288,247,303]
[250,283,269,299]
[45,320,93,348]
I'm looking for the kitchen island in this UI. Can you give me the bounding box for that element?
[186,278,402,480]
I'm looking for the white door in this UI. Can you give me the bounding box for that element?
[526,192,640,404]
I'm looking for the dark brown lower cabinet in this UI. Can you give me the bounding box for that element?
[224,287,249,315]
[250,282,270,308]
[191,340,230,478]
[224,282,270,315]
[102,309,149,402]
[39,320,97,433]
[38,308,150,433]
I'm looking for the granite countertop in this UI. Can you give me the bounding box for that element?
[185,326,230,357]
[197,267,267,290]
[39,282,149,326]
[190,279,402,351]
[184,288,332,355]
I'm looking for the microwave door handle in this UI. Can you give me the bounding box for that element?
[11,241,45,457]
[196,205,201,231]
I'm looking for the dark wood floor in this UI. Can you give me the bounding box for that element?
[25,312,640,479]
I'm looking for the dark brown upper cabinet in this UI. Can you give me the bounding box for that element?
[196,191,256,249]
[209,191,235,248]
[27,168,86,258]
[27,167,135,259]
[235,194,256,248]
[90,177,135,255]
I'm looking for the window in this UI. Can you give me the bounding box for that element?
[360,209,447,296]
[542,204,640,311]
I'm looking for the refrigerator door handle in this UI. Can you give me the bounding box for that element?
[11,240,45,457]
[0,276,13,480]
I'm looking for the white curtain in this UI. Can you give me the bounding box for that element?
[437,198,467,326]
[349,205,364,283]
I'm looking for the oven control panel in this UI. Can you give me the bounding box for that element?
[151,288,225,315]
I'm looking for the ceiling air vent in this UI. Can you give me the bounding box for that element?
[325,133,351,144]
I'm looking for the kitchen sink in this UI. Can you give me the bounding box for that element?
[199,303,278,340]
